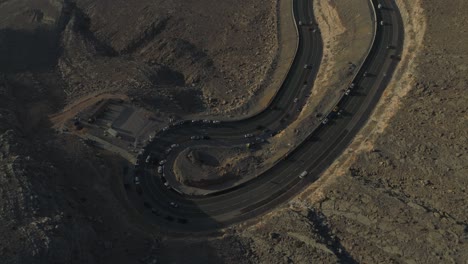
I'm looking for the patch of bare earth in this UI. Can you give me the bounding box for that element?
[173,146,262,189]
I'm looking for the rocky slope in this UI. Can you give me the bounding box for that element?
[0,0,467,263]
[0,0,279,262]
[58,0,278,115]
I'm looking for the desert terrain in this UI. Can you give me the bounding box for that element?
[0,0,466,263]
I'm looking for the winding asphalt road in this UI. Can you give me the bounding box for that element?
[128,0,404,232]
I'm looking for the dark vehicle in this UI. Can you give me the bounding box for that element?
[177,218,188,224]
[136,186,143,195]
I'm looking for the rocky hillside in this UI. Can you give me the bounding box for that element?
[0,0,279,262]
[0,0,466,263]
[58,0,278,114]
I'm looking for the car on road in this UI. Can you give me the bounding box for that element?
[165,147,172,154]
[246,142,256,149]
[151,208,160,215]
[332,106,343,116]
[169,202,179,208]
[244,133,254,138]
[164,181,171,189]
[294,97,299,103]
[159,159,167,165]
[212,120,221,124]
[136,186,143,195]
[380,21,385,26]
[298,20,303,26]
[171,143,179,148]
[304,64,313,69]
[162,126,169,131]
[299,171,308,179]
[157,166,163,174]
[134,176,140,185]
[350,82,356,89]
[321,118,329,125]
[190,135,201,140]
[345,89,352,96]
[177,218,188,224]
[145,155,152,164]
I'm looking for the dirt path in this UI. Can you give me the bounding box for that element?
[49,92,128,129]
